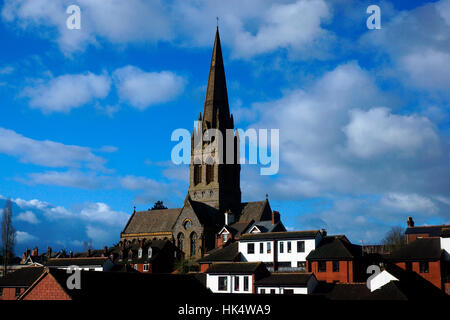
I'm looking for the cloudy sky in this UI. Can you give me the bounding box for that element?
[0,0,449,255]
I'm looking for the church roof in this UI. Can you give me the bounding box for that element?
[238,200,272,222]
[121,208,181,235]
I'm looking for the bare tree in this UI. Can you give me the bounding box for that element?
[1,199,16,276]
[382,226,405,251]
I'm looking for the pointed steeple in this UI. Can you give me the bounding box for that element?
[202,27,231,131]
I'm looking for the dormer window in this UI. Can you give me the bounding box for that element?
[148,247,153,258]
[138,248,143,258]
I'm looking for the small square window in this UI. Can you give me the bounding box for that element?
[260,243,264,254]
[218,277,227,291]
[297,241,305,253]
[244,276,249,291]
[332,261,340,272]
[287,241,291,253]
[419,262,429,273]
[143,264,149,272]
[15,288,21,297]
[234,276,240,291]
[318,261,326,272]
[280,242,284,254]
[248,243,255,254]
[260,289,265,294]
[267,242,271,254]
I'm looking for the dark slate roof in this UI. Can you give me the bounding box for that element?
[187,198,222,229]
[246,220,286,233]
[441,228,450,238]
[205,262,263,274]
[20,269,211,300]
[223,221,254,238]
[405,224,450,236]
[0,266,45,287]
[240,230,320,241]
[388,238,443,261]
[197,242,239,263]
[306,236,362,260]
[326,282,408,301]
[255,273,314,287]
[45,257,109,267]
[239,200,272,222]
[121,208,181,235]
[110,239,175,264]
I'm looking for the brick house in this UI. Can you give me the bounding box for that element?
[306,235,366,283]
[198,242,240,272]
[0,266,44,300]
[404,216,450,244]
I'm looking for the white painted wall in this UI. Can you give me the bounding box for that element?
[257,287,307,294]
[206,274,253,294]
[369,270,398,292]
[441,237,450,260]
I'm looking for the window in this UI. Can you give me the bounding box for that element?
[222,233,228,243]
[194,165,201,185]
[419,261,429,273]
[284,289,294,295]
[267,242,271,253]
[143,264,149,272]
[332,261,340,272]
[177,233,184,251]
[244,276,249,291]
[287,241,291,253]
[297,241,305,252]
[248,243,255,254]
[260,289,265,294]
[138,248,143,258]
[234,276,240,291]
[405,261,412,271]
[206,164,214,184]
[318,261,327,272]
[297,262,306,271]
[190,232,198,257]
[15,288,21,297]
[260,242,264,254]
[270,289,276,294]
[134,264,138,270]
[0,288,3,296]
[148,248,153,258]
[280,242,284,253]
[218,277,227,291]
[184,220,191,230]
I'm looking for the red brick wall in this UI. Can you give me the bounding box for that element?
[131,263,153,273]
[396,261,442,289]
[0,287,25,300]
[309,260,353,283]
[444,283,450,295]
[199,263,210,273]
[22,274,71,300]
[406,234,429,244]
[216,233,230,248]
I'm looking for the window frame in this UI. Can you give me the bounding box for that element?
[318,261,327,272]
[243,276,249,291]
[218,276,228,291]
[143,264,149,272]
[297,240,305,253]
[287,241,291,253]
[234,276,240,291]
[332,261,340,272]
[247,243,255,254]
[260,242,264,254]
[419,261,429,273]
[279,241,284,254]
[267,242,271,254]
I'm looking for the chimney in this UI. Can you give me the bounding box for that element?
[321,229,327,237]
[69,251,73,258]
[26,248,30,257]
[32,247,38,257]
[407,217,414,228]
[272,211,280,225]
[47,246,52,258]
[103,246,108,256]
[86,248,91,257]
[224,209,234,225]
[139,239,144,248]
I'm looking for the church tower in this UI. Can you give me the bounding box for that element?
[188,28,241,213]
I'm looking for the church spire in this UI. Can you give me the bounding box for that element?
[202,27,231,131]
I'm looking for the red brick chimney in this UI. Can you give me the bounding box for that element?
[407,216,414,228]
[69,251,73,258]
[272,211,280,225]
[32,247,38,257]
[47,246,52,258]
[86,248,91,257]
[103,246,108,256]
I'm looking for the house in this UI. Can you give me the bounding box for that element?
[388,237,448,292]
[0,266,45,300]
[306,235,366,283]
[238,230,323,272]
[18,268,211,300]
[255,273,318,295]
[198,242,240,272]
[205,262,270,294]
[405,216,450,244]
[45,257,114,271]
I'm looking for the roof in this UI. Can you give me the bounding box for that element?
[121,208,181,235]
[246,220,286,233]
[388,238,443,261]
[405,224,450,236]
[205,262,263,274]
[441,228,450,238]
[45,257,109,267]
[238,200,272,222]
[240,230,320,241]
[306,236,362,260]
[325,282,409,301]
[255,273,314,287]
[0,266,45,287]
[221,221,253,238]
[197,242,239,263]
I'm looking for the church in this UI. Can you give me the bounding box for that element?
[120,28,276,260]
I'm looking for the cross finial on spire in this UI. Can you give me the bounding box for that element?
[133,206,136,213]
[266,194,269,200]
[216,16,219,28]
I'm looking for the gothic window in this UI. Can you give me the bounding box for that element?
[183,220,191,230]
[177,233,184,251]
[206,164,214,184]
[190,232,198,257]
[148,247,153,258]
[194,165,201,185]
[138,248,142,258]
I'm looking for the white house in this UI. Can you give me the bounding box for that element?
[238,230,323,271]
[255,273,318,295]
[45,257,114,271]
[441,229,450,260]
[205,262,269,294]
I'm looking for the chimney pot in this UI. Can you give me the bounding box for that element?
[407,217,415,228]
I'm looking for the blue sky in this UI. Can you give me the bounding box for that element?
[0,0,449,255]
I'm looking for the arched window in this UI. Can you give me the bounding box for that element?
[138,248,143,258]
[190,232,197,257]
[177,233,184,251]
[194,165,201,185]
[206,164,214,184]
[148,247,153,258]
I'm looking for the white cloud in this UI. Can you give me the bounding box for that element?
[27,170,109,189]
[79,202,129,227]
[113,66,185,110]
[23,72,111,113]
[381,193,438,214]
[16,210,40,224]
[343,107,440,159]
[0,127,106,169]
[15,230,38,243]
